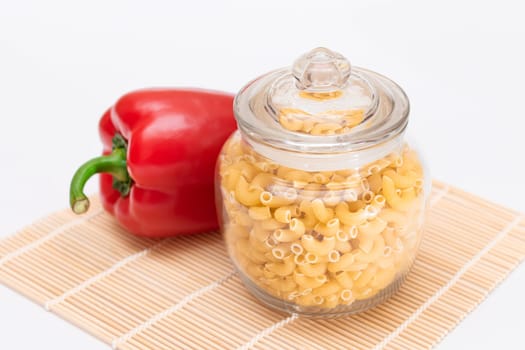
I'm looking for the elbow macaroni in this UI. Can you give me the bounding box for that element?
[219,133,426,310]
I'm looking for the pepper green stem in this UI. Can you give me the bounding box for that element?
[69,134,131,214]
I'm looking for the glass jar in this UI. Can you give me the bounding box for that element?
[215,48,429,317]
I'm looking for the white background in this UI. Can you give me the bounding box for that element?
[1,0,524,349]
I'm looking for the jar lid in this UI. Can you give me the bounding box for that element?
[234,47,410,170]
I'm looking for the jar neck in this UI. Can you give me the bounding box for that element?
[241,130,405,171]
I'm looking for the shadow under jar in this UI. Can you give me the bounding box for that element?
[215,47,430,317]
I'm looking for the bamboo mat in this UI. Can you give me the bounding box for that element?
[0,181,524,350]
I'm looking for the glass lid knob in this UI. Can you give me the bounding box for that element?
[292,47,351,92]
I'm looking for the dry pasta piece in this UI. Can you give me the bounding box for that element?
[248,206,272,220]
[335,202,367,226]
[270,242,292,260]
[344,173,362,186]
[344,225,359,239]
[310,122,343,135]
[293,271,327,289]
[285,291,300,301]
[348,200,366,211]
[235,239,251,254]
[231,160,259,181]
[327,250,340,263]
[336,228,350,241]
[335,271,354,289]
[334,239,352,254]
[245,263,265,279]
[329,173,346,183]
[248,249,270,265]
[227,224,250,239]
[328,252,367,273]
[388,153,404,168]
[377,253,395,269]
[360,178,370,192]
[297,286,313,295]
[313,218,340,237]
[301,183,324,198]
[354,287,378,301]
[265,276,297,292]
[382,175,417,211]
[296,294,324,306]
[266,236,279,249]
[222,167,242,192]
[249,233,272,253]
[274,205,299,223]
[383,169,419,189]
[342,189,359,202]
[273,229,302,243]
[265,255,296,276]
[250,224,271,241]
[379,209,408,228]
[327,251,356,272]
[301,235,336,255]
[279,113,304,131]
[235,176,262,206]
[291,180,308,189]
[356,236,386,263]
[241,153,257,164]
[312,172,332,184]
[358,218,387,238]
[249,172,275,189]
[258,218,286,230]
[340,289,355,304]
[325,180,345,190]
[262,268,277,279]
[399,150,423,173]
[342,109,364,126]
[303,252,320,264]
[298,262,327,277]
[323,294,339,308]
[313,280,341,297]
[290,243,304,255]
[223,137,242,157]
[323,191,342,206]
[385,150,401,164]
[254,160,279,172]
[364,204,379,218]
[371,194,386,209]
[301,119,316,133]
[370,266,396,290]
[236,239,267,264]
[230,209,253,227]
[311,199,335,223]
[277,167,313,182]
[293,253,306,265]
[234,250,251,270]
[289,218,306,236]
[264,250,284,263]
[366,171,382,190]
[362,190,374,203]
[299,200,319,228]
[357,237,374,255]
[260,189,297,208]
[354,264,378,289]
[381,226,397,247]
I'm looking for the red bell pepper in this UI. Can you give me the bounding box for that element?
[69,89,236,237]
